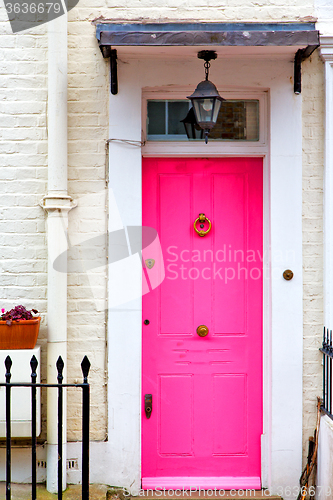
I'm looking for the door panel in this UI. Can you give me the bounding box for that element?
[142,157,263,489]
[213,173,246,333]
[213,374,247,454]
[159,374,193,455]
[159,174,193,334]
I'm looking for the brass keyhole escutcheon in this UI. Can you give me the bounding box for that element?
[283,269,294,281]
[144,394,152,419]
[197,325,209,337]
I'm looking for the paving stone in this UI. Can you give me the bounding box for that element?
[0,483,108,500]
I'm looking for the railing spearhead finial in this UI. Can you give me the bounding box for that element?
[5,355,12,372]
[5,355,12,383]
[56,356,64,382]
[30,355,38,374]
[81,356,91,383]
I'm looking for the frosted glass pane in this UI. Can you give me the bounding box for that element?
[245,101,260,140]
[168,101,189,134]
[147,101,165,135]
[209,100,259,141]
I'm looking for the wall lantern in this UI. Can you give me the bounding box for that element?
[180,107,204,140]
[187,50,225,144]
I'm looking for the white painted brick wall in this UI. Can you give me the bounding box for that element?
[67,19,109,441]
[68,0,316,23]
[0,13,48,439]
[301,50,325,467]
[0,8,109,440]
[0,0,326,454]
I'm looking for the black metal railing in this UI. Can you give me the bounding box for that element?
[0,354,91,500]
[320,326,333,418]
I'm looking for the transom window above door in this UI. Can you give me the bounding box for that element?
[146,99,259,142]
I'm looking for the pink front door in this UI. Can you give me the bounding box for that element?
[142,157,263,490]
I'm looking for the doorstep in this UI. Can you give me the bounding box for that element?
[128,492,282,500]
[0,483,108,500]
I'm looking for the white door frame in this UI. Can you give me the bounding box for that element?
[104,57,303,498]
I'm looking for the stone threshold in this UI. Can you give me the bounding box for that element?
[129,491,281,500]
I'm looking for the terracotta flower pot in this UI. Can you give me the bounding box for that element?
[0,317,41,349]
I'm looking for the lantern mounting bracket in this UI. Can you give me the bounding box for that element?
[197,50,217,62]
[198,50,217,80]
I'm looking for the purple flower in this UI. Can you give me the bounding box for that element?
[0,305,38,325]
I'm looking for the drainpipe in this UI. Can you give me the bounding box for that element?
[40,11,75,493]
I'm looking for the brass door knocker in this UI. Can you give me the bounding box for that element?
[194,213,212,237]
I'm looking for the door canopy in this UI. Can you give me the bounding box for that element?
[96,22,319,94]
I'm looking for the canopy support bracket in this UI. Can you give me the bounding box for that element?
[294,44,319,94]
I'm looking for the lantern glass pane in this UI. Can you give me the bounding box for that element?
[194,98,214,124]
[212,99,222,124]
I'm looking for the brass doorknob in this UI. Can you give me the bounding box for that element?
[283,269,294,281]
[197,325,209,337]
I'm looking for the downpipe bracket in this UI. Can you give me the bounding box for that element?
[39,195,77,213]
